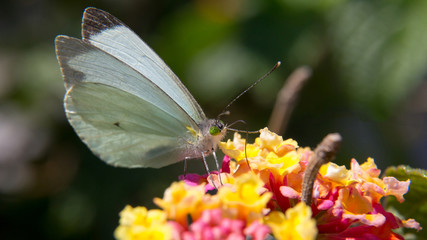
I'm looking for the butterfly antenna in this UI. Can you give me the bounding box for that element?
[243,127,251,171]
[217,110,230,119]
[219,61,281,117]
[227,120,258,133]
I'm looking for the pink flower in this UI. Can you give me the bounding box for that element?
[179,156,232,192]
[174,209,270,240]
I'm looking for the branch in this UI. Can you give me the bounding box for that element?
[301,133,342,206]
[268,66,311,135]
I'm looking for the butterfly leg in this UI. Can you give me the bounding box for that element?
[202,151,217,189]
[183,157,190,179]
[212,150,223,185]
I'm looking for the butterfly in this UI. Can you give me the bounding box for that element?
[55,7,228,171]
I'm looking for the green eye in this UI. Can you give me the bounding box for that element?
[209,126,220,136]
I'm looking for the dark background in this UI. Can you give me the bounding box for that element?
[1,0,426,239]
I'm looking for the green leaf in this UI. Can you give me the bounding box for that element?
[384,165,427,239]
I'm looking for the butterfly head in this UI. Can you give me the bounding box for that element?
[193,119,227,155]
[209,120,225,136]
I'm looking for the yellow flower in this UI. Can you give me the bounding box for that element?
[258,127,284,151]
[265,150,301,175]
[220,128,301,178]
[114,206,172,240]
[219,132,260,161]
[154,181,219,226]
[218,172,272,222]
[265,202,317,240]
[320,162,352,186]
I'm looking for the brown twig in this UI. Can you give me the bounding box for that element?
[268,66,311,135]
[301,133,342,206]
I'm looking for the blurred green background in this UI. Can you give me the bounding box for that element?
[1,0,426,239]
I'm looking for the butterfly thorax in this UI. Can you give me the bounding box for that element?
[183,119,226,159]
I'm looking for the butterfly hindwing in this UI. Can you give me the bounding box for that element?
[65,83,188,168]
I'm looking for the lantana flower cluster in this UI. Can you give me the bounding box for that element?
[115,128,421,240]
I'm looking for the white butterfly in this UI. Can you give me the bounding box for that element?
[55,7,227,170]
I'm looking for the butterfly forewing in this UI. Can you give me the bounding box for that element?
[81,7,206,123]
[56,36,199,168]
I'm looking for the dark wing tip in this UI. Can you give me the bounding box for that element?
[55,36,88,88]
[82,7,123,40]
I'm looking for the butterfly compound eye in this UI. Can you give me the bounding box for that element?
[209,120,225,136]
[209,126,221,136]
